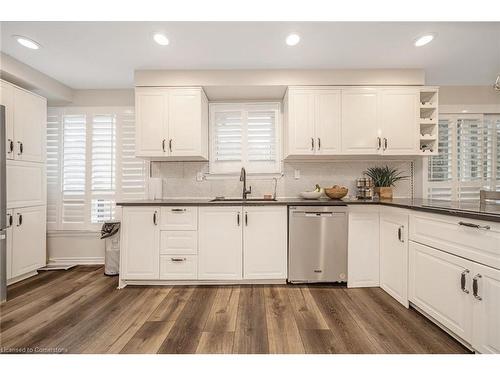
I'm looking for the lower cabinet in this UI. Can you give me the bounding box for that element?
[160,255,198,280]
[198,206,243,280]
[243,206,287,279]
[347,206,380,287]
[121,206,160,279]
[380,209,409,307]
[9,205,46,280]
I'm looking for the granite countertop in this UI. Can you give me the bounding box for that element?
[116,197,500,222]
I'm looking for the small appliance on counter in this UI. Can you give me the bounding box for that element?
[356,177,374,200]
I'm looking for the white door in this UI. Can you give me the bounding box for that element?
[472,263,500,353]
[380,210,409,306]
[168,89,203,157]
[347,208,380,288]
[198,206,242,280]
[243,206,287,280]
[11,206,46,278]
[286,89,315,155]
[409,241,473,342]
[13,88,46,163]
[0,81,15,160]
[341,88,380,154]
[135,88,168,157]
[315,89,341,155]
[379,88,419,155]
[121,207,160,279]
[6,209,13,280]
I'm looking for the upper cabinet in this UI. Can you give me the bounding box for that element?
[284,87,341,157]
[285,86,427,158]
[0,80,46,163]
[135,87,208,160]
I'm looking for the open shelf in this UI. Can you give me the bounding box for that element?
[419,87,439,156]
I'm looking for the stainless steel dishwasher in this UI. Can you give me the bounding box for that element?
[288,205,348,283]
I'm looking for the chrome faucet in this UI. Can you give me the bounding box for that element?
[240,167,252,199]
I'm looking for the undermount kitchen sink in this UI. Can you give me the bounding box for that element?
[209,198,277,202]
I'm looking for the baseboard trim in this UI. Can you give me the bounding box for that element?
[7,270,39,286]
[121,279,287,288]
[49,257,105,265]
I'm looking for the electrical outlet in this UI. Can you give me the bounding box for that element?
[196,172,204,182]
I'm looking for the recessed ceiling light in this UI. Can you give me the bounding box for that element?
[13,35,40,50]
[286,33,300,46]
[153,33,169,46]
[414,34,435,47]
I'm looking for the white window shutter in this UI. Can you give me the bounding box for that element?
[46,110,61,229]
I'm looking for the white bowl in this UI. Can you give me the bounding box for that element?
[299,191,322,200]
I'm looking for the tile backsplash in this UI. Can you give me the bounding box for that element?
[151,160,414,199]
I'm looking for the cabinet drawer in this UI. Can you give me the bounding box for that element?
[160,207,197,230]
[160,231,198,255]
[159,255,197,280]
[410,212,500,270]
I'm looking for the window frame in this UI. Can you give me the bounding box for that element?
[208,102,282,175]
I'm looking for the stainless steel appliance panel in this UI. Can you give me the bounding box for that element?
[288,205,348,283]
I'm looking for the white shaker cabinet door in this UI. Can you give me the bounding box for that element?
[121,207,160,279]
[198,206,243,280]
[315,89,341,155]
[0,81,15,160]
[380,210,409,307]
[341,88,380,155]
[286,89,315,155]
[379,88,419,155]
[13,87,46,163]
[243,206,287,280]
[472,263,500,353]
[135,88,168,157]
[409,241,473,343]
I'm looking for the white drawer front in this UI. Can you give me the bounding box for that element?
[160,231,198,255]
[160,207,198,230]
[7,161,46,208]
[159,255,197,280]
[410,212,500,270]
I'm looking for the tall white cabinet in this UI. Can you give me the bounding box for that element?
[1,79,47,284]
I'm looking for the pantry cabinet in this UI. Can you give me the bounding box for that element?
[243,206,287,279]
[121,207,160,279]
[198,206,243,280]
[0,80,14,160]
[135,87,208,160]
[284,87,341,156]
[380,208,409,307]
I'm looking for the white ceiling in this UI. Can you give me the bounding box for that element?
[1,21,499,89]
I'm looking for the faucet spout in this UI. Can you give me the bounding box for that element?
[240,167,251,199]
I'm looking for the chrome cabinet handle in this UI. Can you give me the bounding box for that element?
[458,221,491,230]
[171,208,187,213]
[311,137,315,151]
[377,137,381,150]
[237,212,240,226]
[17,213,23,227]
[7,213,13,227]
[17,141,23,155]
[245,211,248,226]
[473,274,482,300]
[169,139,173,152]
[317,138,321,151]
[162,139,166,152]
[461,269,470,294]
[383,138,388,151]
[153,211,158,225]
[171,257,186,262]
[397,226,404,242]
[8,139,14,154]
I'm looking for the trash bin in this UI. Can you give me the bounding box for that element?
[101,221,120,276]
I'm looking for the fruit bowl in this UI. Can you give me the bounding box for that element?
[299,190,322,200]
[324,186,348,199]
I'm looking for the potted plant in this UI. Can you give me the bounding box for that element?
[364,166,409,199]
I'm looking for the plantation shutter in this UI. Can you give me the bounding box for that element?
[427,118,453,200]
[62,114,87,228]
[46,110,61,229]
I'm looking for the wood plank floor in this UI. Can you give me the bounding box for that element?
[0,266,470,354]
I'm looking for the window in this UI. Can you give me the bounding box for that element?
[47,107,148,231]
[425,114,500,201]
[209,103,281,174]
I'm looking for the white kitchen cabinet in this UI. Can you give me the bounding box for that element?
[380,209,409,307]
[6,160,46,209]
[347,206,380,288]
[284,87,341,157]
[135,87,208,160]
[10,205,46,279]
[341,88,380,154]
[160,231,198,255]
[5,210,13,280]
[121,207,160,279]
[472,263,500,353]
[409,241,473,342]
[243,206,287,279]
[160,255,198,280]
[160,206,198,231]
[0,80,15,160]
[198,206,243,280]
[379,88,419,155]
